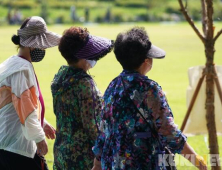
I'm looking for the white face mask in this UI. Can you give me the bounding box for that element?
[86,60,97,68]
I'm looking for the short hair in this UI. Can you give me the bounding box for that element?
[114,27,151,70]
[59,27,89,64]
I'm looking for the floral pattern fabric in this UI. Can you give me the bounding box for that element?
[51,66,102,170]
[93,70,187,170]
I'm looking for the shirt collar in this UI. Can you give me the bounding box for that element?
[120,70,148,79]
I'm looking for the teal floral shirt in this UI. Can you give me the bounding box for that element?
[93,70,187,170]
[51,66,102,170]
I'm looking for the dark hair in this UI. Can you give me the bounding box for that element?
[114,27,151,70]
[11,18,31,46]
[59,27,89,64]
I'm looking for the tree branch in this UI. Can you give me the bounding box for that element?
[201,0,208,36]
[205,0,214,40]
[178,0,205,44]
[185,0,188,9]
[214,29,222,42]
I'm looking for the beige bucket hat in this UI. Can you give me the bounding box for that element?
[17,16,61,49]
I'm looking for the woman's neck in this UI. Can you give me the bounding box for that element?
[135,67,146,75]
[18,47,32,62]
[69,59,89,72]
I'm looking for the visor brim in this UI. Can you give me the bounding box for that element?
[147,44,166,59]
[75,35,114,61]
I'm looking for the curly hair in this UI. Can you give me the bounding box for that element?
[114,27,151,70]
[59,27,89,64]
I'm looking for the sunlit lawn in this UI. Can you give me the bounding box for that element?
[0,22,222,170]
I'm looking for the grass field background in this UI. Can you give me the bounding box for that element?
[2,0,221,24]
[0,23,222,170]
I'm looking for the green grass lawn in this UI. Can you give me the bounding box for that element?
[0,23,222,170]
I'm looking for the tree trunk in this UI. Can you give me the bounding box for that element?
[178,0,221,169]
[205,40,221,170]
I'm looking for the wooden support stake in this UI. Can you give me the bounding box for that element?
[181,71,206,132]
[214,67,222,105]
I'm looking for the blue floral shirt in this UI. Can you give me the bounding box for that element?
[93,70,187,170]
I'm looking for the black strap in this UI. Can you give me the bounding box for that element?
[120,76,164,151]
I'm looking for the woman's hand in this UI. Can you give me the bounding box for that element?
[36,139,48,156]
[196,155,207,170]
[181,142,207,170]
[198,163,207,170]
[91,165,102,170]
[91,158,102,170]
[43,122,56,139]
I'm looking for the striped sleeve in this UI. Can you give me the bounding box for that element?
[10,70,45,143]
